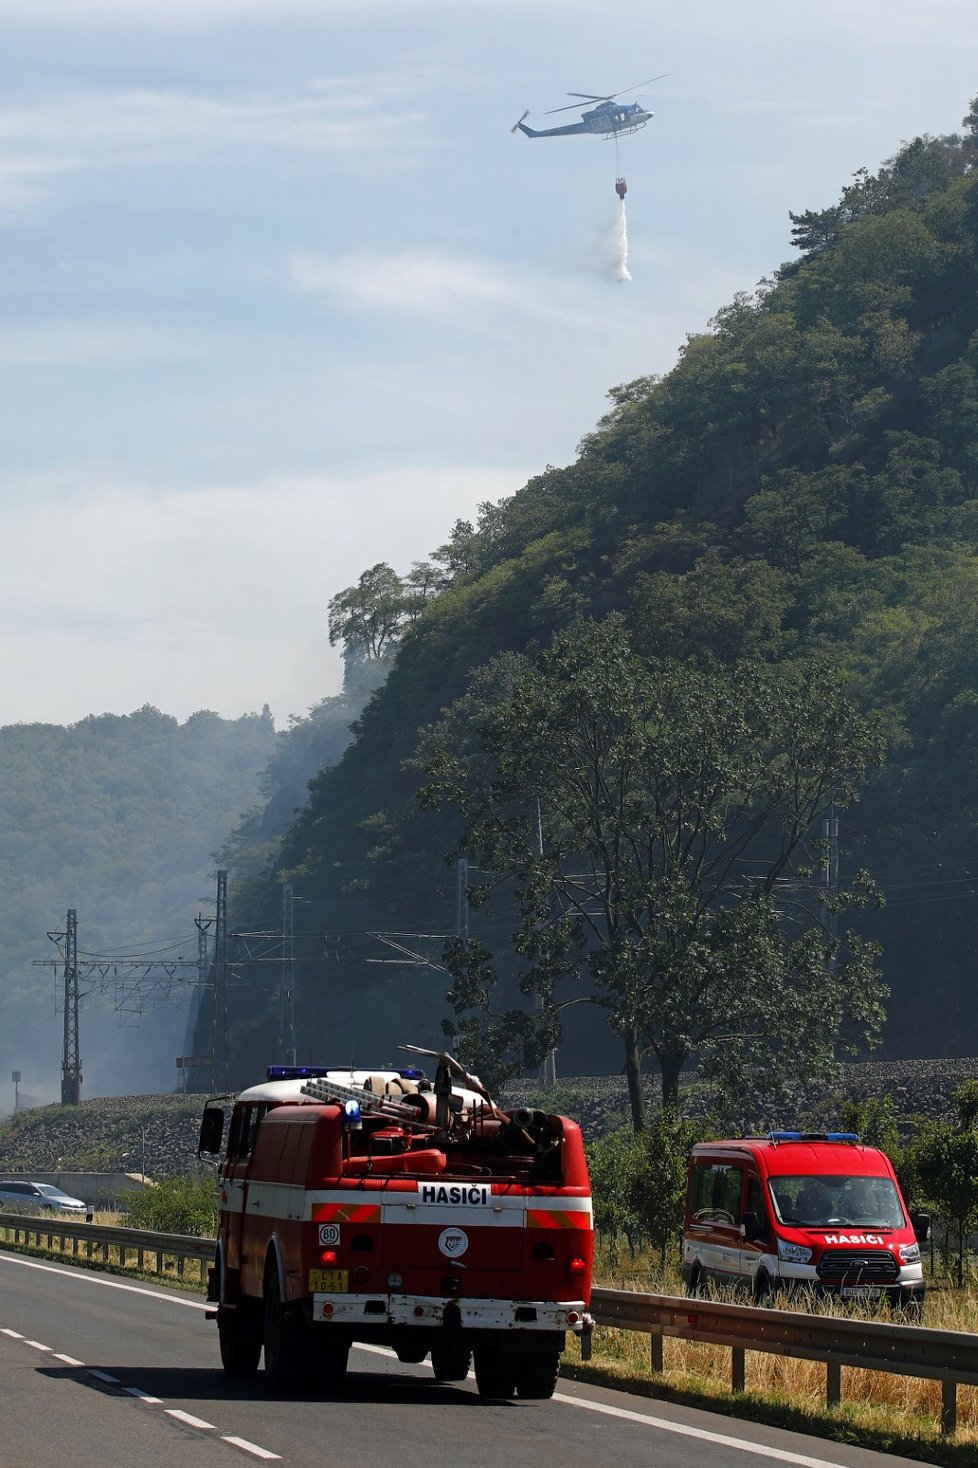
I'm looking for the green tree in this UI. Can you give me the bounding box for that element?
[327,562,408,664]
[421,615,886,1131]
[911,1081,978,1287]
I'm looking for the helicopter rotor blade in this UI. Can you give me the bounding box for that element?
[544,100,594,115]
[604,74,669,99]
[510,109,530,133]
[544,75,669,116]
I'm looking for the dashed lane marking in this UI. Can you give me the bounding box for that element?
[221,1436,283,1461]
[3,1316,282,1462]
[166,1409,217,1430]
[125,1386,165,1403]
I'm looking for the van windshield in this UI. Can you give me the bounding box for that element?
[767,1174,905,1229]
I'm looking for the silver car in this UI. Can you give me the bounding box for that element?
[0,1179,93,1221]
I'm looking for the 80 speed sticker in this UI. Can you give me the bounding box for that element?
[319,1223,341,1246]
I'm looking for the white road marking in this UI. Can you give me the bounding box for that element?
[166,1408,216,1430]
[553,1392,857,1468]
[353,1343,854,1467]
[54,1354,85,1366]
[0,1252,208,1308]
[88,1368,119,1384]
[24,1340,52,1351]
[1,1328,25,1338]
[0,1252,855,1468]
[221,1436,283,1460]
[126,1386,165,1403]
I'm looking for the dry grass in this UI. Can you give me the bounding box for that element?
[570,1246,978,1458]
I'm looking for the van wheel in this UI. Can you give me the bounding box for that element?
[263,1272,307,1391]
[474,1347,518,1399]
[515,1350,561,1400]
[430,1342,472,1382]
[753,1271,772,1303]
[218,1304,262,1377]
[687,1265,703,1297]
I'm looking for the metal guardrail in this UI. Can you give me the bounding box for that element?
[1,1219,973,1436]
[591,1285,978,1435]
[0,1212,212,1283]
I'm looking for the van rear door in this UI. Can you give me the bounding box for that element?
[688,1161,744,1284]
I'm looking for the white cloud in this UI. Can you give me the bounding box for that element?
[0,80,426,211]
[0,465,526,727]
[0,83,420,157]
[290,246,608,329]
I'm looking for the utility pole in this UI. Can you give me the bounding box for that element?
[534,798,557,1091]
[213,871,229,1088]
[280,882,296,1065]
[456,857,469,942]
[823,803,839,953]
[194,913,214,1088]
[53,909,82,1105]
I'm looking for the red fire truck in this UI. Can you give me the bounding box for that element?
[197,1047,593,1399]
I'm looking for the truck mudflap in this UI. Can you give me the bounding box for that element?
[312,1293,590,1332]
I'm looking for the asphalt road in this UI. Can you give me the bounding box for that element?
[0,1252,927,1468]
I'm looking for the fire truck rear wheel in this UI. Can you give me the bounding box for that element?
[218,1305,262,1377]
[430,1342,472,1382]
[473,1347,517,1399]
[515,1349,561,1400]
[263,1272,307,1391]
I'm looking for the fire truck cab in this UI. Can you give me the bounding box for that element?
[198,1049,593,1399]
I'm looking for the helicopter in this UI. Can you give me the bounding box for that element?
[512,76,666,140]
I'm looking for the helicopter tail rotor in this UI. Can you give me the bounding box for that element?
[511,110,530,134]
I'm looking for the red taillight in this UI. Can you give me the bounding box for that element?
[567,1311,580,1324]
[322,1302,334,1316]
[320,1249,337,1265]
[569,1257,587,1276]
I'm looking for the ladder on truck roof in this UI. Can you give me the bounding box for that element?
[300,1074,437,1132]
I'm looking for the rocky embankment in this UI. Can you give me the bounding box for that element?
[0,1057,975,1180]
[502,1056,978,1143]
[0,1094,204,1181]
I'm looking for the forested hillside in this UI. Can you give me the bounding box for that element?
[211,98,978,1100]
[0,706,277,1102]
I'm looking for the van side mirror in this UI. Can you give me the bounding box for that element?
[740,1209,765,1243]
[910,1210,931,1242]
[197,1105,225,1157]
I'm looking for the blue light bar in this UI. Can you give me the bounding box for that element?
[768,1130,803,1141]
[397,1068,425,1080]
[826,1132,860,1143]
[266,1065,336,1081]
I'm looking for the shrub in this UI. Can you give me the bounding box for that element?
[125,1175,218,1237]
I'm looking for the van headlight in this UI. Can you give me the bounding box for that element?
[899,1243,920,1264]
[777,1239,813,1264]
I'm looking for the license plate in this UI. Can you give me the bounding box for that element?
[840,1285,880,1299]
[309,1269,348,1292]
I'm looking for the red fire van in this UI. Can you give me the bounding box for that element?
[682,1132,926,1309]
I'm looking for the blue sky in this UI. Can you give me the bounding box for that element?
[1,0,975,729]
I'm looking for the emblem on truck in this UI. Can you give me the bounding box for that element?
[438,1228,469,1258]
